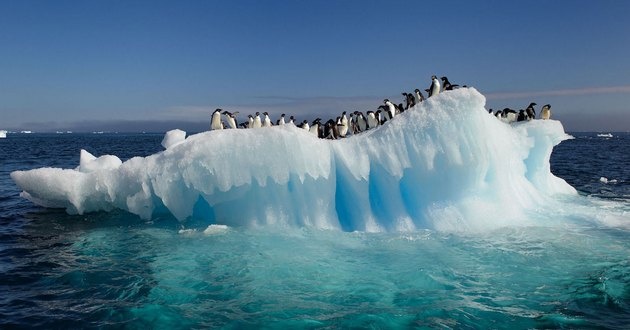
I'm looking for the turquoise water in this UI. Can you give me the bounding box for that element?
[1,133,629,328]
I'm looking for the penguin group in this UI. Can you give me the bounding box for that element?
[490,103,552,124]
[209,75,465,138]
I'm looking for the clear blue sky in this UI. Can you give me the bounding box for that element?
[1,0,629,132]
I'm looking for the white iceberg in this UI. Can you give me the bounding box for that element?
[11,88,577,232]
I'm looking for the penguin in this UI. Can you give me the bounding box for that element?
[309,118,321,136]
[407,92,416,108]
[376,109,385,125]
[429,75,441,97]
[440,76,460,91]
[300,120,310,131]
[495,110,502,119]
[540,104,551,120]
[338,112,349,137]
[262,112,273,127]
[402,93,414,109]
[384,99,396,119]
[277,113,286,125]
[414,89,425,104]
[289,116,295,125]
[337,116,348,138]
[525,103,537,120]
[323,119,339,139]
[247,114,254,128]
[223,111,239,129]
[517,110,526,122]
[501,108,517,123]
[366,111,379,129]
[349,112,358,134]
[252,112,262,128]
[355,111,367,133]
[211,109,224,130]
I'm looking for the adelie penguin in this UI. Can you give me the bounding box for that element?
[222,110,239,129]
[540,104,551,120]
[366,111,379,129]
[309,118,321,137]
[211,109,224,130]
[338,112,349,137]
[414,89,425,104]
[354,111,367,133]
[262,112,273,127]
[337,116,348,138]
[277,113,286,125]
[440,76,459,91]
[384,99,396,120]
[525,103,537,120]
[323,119,339,139]
[429,75,441,97]
[300,120,310,131]
[252,112,262,128]
[402,93,415,109]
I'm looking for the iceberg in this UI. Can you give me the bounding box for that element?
[11,88,577,232]
[0,130,6,138]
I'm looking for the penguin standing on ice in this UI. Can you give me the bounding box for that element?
[355,111,367,133]
[323,119,339,139]
[211,109,224,130]
[338,112,349,137]
[223,111,238,129]
[366,111,379,129]
[309,118,321,136]
[440,76,459,91]
[262,112,273,127]
[300,120,310,131]
[414,89,425,104]
[247,115,254,128]
[540,104,551,120]
[525,103,537,120]
[252,112,262,128]
[429,75,441,97]
[277,113,286,125]
[517,110,526,122]
[384,99,396,120]
[501,108,517,123]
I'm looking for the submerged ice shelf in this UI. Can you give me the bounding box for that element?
[11,88,577,232]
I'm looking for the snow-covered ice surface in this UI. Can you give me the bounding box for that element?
[11,88,605,233]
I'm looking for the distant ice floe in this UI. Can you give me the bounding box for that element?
[597,133,613,138]
[12,88,583,233]
[599,177,618,184]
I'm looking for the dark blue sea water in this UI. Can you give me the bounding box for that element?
[1,132,629,328]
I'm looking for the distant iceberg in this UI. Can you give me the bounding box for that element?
[11,88,577,232]
[597,133,613,138]
[0,130,6,138]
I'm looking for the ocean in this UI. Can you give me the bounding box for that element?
[1,132,629,328]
